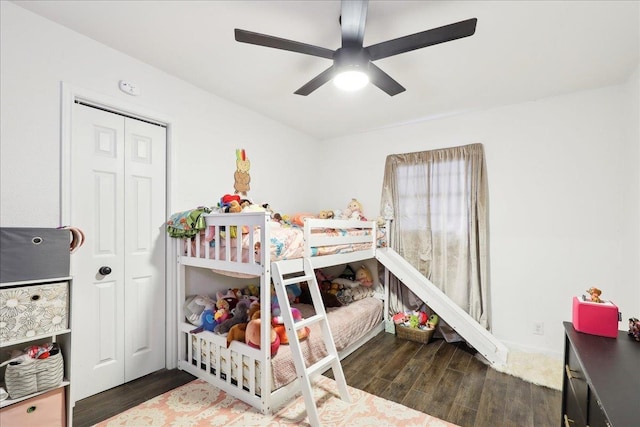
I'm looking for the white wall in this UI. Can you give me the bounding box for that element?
[315,75,640,357]
[0,1,318,228]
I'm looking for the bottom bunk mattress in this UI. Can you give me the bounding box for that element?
[187,296,383,394]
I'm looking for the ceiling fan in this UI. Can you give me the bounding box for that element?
[234,0,477,96]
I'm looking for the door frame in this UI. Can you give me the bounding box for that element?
[60,83,178,401]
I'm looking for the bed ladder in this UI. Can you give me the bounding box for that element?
[271,258,351,427]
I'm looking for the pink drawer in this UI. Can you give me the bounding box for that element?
[0,387,65,427]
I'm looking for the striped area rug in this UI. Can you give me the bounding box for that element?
[96,375,458,427]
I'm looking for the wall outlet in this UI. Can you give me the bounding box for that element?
[533,321,544,335]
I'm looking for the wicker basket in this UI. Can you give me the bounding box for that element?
[395,324,435,344]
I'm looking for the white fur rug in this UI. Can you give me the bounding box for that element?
[478,351,563,390]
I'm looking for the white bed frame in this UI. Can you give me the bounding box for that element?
[175,212,387,414]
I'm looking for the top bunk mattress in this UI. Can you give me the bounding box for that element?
[180,213,386,275]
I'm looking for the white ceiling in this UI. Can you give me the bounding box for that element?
[14,0,640,140]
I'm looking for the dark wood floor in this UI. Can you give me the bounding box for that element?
[332,331,561,427]
[72,368,196,427]
[73,331,561,427]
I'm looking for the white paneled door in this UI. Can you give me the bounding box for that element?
[70,103,166,402]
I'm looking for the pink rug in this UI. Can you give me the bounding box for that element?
[96,375,458,426]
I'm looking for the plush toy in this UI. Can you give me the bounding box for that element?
[428,314,439,329]
[270,283,302,318]
[213,289,239,325]
[272,307,310,345]
[355,265,373,287]
[392,312,408,325]
[226,301,260,347]
[291,213,315,227]
[225,200,242,213]
[342,198,366,221]
[319,210,334,219]
[586,287,603,303]
[628,317,640,342]
[214,299,250,334]
[183,295,217,326]
[217,290,239,312]
[245,310,280,356]
[408,313,420,328]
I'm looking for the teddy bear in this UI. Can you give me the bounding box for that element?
[318,210,334,219]
[586,287,603,303]
[245,309,280,356]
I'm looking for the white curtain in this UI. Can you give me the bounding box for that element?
[380,143,490,329]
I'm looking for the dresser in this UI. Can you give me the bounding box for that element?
[561,322,639,427]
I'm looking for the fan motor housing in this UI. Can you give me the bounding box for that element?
[333,47,370,71]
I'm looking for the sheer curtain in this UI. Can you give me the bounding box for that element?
[380,143,490,329]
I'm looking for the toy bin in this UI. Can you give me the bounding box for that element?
[572,296,620,338]
[0,228,70,284]
[395,324,435,344]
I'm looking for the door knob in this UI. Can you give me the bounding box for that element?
[99,266,112,276]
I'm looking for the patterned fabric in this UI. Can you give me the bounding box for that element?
[4,352,64,399]
[166,207,211,238]
[0,282,68,343]
[97,375,459,427]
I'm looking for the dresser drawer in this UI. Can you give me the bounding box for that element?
[0,281,69,343]
[565,345,588,422]
[588,397,611,427]
[0,387,65,427]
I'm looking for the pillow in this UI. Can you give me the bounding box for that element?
[351,286,375,302]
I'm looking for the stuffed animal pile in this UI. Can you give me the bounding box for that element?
[185,282,314,356]
[393,310,439,331]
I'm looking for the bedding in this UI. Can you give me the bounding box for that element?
[189,221,384,264]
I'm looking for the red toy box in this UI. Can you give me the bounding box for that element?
[572,296,620,338]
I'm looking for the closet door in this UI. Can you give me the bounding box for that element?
[70,103,166,402]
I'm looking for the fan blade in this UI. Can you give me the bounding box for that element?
[235,29,334,59]
[368,63,405,96]
[341,0,368,48]
[294,66,335,96]
[366,18,477,61]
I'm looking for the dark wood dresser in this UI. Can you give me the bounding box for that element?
[562,322,639,427]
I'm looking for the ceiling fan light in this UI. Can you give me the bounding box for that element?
[333,70,369,91]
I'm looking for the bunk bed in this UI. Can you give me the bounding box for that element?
[176,211,389,414]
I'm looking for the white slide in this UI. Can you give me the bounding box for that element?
[376,247,508,366]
